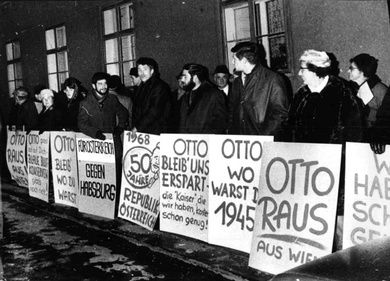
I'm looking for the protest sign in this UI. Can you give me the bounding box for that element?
[76,133,116,219]
[6,130,28,188]
[249,142,341,275]
[209,135,273,253]
[27,131,50,202]
[50,131,78,208]
[344,142,390,249]
[118,132,160,230]
[159,134,209,242]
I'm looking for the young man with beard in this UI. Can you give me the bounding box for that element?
[132,57,172,134]
[78,72,128,188]
[179,63,227,134]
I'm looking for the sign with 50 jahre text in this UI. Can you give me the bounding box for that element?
[159,134,209,242]
[118,132,160,230]
[343,142,390,249]
[27,131,50,202]
[208,135,273,253]
[6,130,28,188]
[76,133,116,219]
[50,131,78,208]
[249,142,341,275]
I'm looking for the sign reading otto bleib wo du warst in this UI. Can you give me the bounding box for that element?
[249,142,341,275]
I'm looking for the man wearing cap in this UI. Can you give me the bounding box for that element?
[283,49,364,143]
[7,86,39,132]
[228,41,289,140]
[132,57,172,134]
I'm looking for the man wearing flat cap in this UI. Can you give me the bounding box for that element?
[227,41,289,140]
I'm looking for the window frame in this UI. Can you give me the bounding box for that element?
[221,0,293,74]
[102,1,136,87]
[45,23,69,92]
[6,40,23,97]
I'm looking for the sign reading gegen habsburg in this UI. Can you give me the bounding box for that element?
[76,133,116,219]
[50,131,79,208]
[159,134,209,242]
[118,132,160,231]
[249,142,342,275]
[6,130,28,188]
[343,142,390,249]
[208,135,273,253]
[27,131,50,202]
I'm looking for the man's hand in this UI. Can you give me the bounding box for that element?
[370,128,386,154]
[95,130,106,141]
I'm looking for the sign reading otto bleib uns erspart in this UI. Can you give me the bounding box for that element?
[249,142,341,275]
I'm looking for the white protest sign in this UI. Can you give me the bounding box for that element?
[249,142,341,275]
[6,131,28,188]
[27,131,50,202]
[159,134,209,242]
[208,135,273,253]
[50,131,78,208]
[118,132,160,230]
[344,142,390,248]
[76,133,116,219]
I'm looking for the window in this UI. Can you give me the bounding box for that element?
[223,0,292,73]
[45,25,69,92]
[103,2,136,87]
[6,41,23,96]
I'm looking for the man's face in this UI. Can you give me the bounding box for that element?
[232,54,245,72]
[138,64,154,82]
[214,73,229,89]
[93,79,108,95]
[181,69,195,91]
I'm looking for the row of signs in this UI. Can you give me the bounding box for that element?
[6,130,388,275]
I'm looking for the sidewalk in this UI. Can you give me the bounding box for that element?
[0,180,273,281]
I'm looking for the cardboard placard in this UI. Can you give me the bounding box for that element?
[159,134,209,242]
[50,131,79,208]
[27,131,50,202]
[6,130,28,188]
[76,133,116,219]
[118,131,160,230]
[249,142,341,275]
[208,135,273,253]
[344,142,390,248]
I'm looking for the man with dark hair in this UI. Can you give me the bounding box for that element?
[179,63,227,134]
[227,41,289,140]
[78,72,128,187]
[132,57,172,134]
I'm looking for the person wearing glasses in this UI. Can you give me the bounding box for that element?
[283,49,365,144]
[348,54,388,130]
[8,86,39,132]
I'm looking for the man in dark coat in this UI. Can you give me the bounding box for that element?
[179,63,227,134]
[213,64,232,107]
[132,57,172,134]
[227,41,289,140]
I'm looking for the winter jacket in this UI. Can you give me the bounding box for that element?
[132,75,172,134]
[227,64,288,140]
[179,81,227,134]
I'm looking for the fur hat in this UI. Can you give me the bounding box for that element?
[39,89,54,101]
[300,50,331,68]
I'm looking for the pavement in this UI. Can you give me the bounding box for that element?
[0,179,273,281]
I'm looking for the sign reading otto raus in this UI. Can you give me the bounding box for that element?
[76,133,116,219]
[118,132,160,230]
[343,142,390,249]
[6,130,28,188]
[27,131,50,202]
[249,142,342,275]
[159,134,209,242]
[208,135,273,253]
[50,131,78,208]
